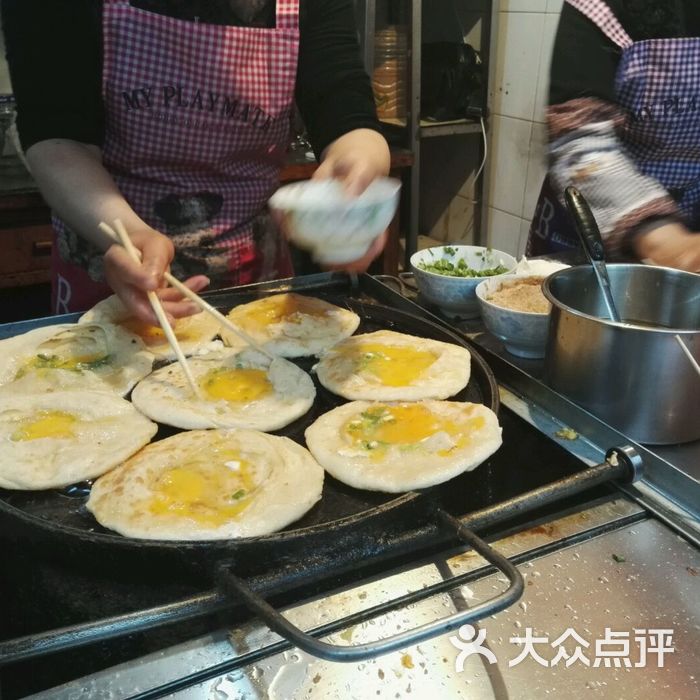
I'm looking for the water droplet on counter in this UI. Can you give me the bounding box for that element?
[268,657,311,700]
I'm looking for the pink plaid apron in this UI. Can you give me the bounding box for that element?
[51,0,298,314]
[528,0,700,254]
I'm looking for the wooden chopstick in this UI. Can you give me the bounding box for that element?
[160,273,276,360]
[107,220,204,400]
[98,222,277,361]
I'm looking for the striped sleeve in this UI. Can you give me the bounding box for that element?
[547,97,681,258]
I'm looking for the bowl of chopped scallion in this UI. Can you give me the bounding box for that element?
[410,245,517,318]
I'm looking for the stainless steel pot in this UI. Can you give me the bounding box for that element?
[543,264,700,444]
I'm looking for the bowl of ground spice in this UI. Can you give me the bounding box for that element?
[475,274,553,358]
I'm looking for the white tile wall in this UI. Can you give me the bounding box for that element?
[522,121,548,218]
[487,206,523,254]
[546,0,565,13]
[491,12,545,121]
[534,13,560,123]
[519,217,533,255]
[500,0,548,14]
[484,0,564,256]
[489,114,533,217]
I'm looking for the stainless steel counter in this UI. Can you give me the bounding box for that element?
[461,322,700,546]
[374,271,700,540]
[12,274,700,699]
[31,498,700,699]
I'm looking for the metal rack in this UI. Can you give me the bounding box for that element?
[355,0,500,265]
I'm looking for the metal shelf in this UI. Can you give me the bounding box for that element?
[379,117,408,129]
[356,0,499,266]
[419,119,483,137]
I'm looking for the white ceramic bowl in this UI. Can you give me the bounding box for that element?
[475,273,552,359]
[268,177,401,264]
[410,245,518,318]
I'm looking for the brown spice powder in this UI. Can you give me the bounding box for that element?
[486,277,550,314]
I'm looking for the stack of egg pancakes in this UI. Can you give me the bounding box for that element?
[0,291,501,541]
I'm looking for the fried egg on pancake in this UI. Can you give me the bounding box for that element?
[0,323,153,396]
[315,330,471,401]
[221,293,360,357]
[131,348,316,431]
[0,391,157,490]
[80,294,221,360]
[87,429,325,540]
[305,400,501,492]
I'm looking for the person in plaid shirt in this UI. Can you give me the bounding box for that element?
[2,0,390,320]
[527,0,700,273]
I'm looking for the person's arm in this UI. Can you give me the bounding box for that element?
[296,0,390,190]
[2,0,205,321]
[295,0,390,270]
[312,129,390,273]
[547,3,693,265]
[295,0,388,167]
[25,140,208,322]
[632,222,700,271]
[313,128,390,195]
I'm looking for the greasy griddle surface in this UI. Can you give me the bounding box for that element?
[0,293,494,545]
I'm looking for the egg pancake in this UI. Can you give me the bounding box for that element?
[131,349,316,431]
[0,391,158,490]
[315,330,471,401]
[221,293,360,357]
[87,429,325,540]
[80,294,221,361]
[0,323,153,396]
[305,400,502,492]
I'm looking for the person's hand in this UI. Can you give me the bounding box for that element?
[310,129,391,272]
[633,223,700,272]
[103,227,210,324]
[313,128,390,196]
[322,230,388,274]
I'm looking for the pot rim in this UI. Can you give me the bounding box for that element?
[542,263,700,335]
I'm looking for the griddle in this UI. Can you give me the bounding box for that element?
[0,279,497,569]
[0,273,641,670]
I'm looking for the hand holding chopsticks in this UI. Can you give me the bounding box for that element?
[98,221,278,363]
[103,220,204,400]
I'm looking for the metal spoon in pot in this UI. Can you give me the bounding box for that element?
[564,185,621,322]
[564,185,700,378]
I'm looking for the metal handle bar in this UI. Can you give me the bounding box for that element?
[217,516,524,662]
[373,273,412,297]
[0,447,641,665]
[215,446,642,663]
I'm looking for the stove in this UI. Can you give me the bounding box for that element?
[0,273,698,700]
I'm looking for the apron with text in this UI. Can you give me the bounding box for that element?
[51,0,298,314]
[527,0,700,255]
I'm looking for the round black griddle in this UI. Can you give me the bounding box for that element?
[0,297,499,577]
